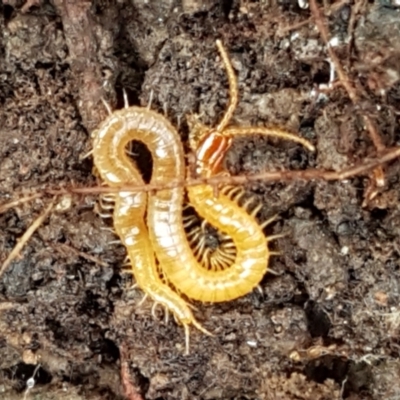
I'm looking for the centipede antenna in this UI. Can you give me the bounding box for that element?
[223,126,315,152]
[101,97,113,115]
[123,88,129,109]
[215,40,238,134]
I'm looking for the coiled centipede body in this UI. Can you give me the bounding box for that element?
[91,106,211,353]
[148,40,314,302]
[91,40,315,353]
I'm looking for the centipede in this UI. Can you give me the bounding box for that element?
[147,40,314,303]
[91,104,211,354]
[91,40,315,353]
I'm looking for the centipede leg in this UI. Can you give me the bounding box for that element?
[97,212,113,218]
[123,88,129,109]
[250,203,263,218]
[151,302,159,319]
[192,319,213,337]
[99,201,114,211]
[108,239,122,245]
[147,90,154,110]
[164,308,169,324]
[100,97,113,115]
[265,233,286,243]
[269,251,281,256]
[184,325,190,355]
[138,293,148,306]
[100,227,116,234]
[260,214,280,230]
[183,319,213,355]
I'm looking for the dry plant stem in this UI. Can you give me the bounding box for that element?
[280,18,313,34]
[120,343,144,400]
[0,199,55,279]
[48,242,109,268]
[0,302,19,312]
[52,0,108,132]
[0,193,42,214]
[309,0,385,188]
[41,145,400,196]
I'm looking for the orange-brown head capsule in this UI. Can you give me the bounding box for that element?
[195,131,232,177]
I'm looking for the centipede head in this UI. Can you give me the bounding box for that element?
[195,130,232,177]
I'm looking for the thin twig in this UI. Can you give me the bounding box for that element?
[48,242,109,268]
[0,199,55,279]
[309,0,384,152]
[1,147,400,212]
[40,145,400,195]
[0,193,42,214]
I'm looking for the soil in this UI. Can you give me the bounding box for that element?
[1,0,400,399]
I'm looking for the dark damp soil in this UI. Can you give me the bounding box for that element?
[1,0,400,399]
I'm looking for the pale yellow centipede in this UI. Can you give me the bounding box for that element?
[91,40,315,352]
[91,105,211,354]
[147,40,314,302]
